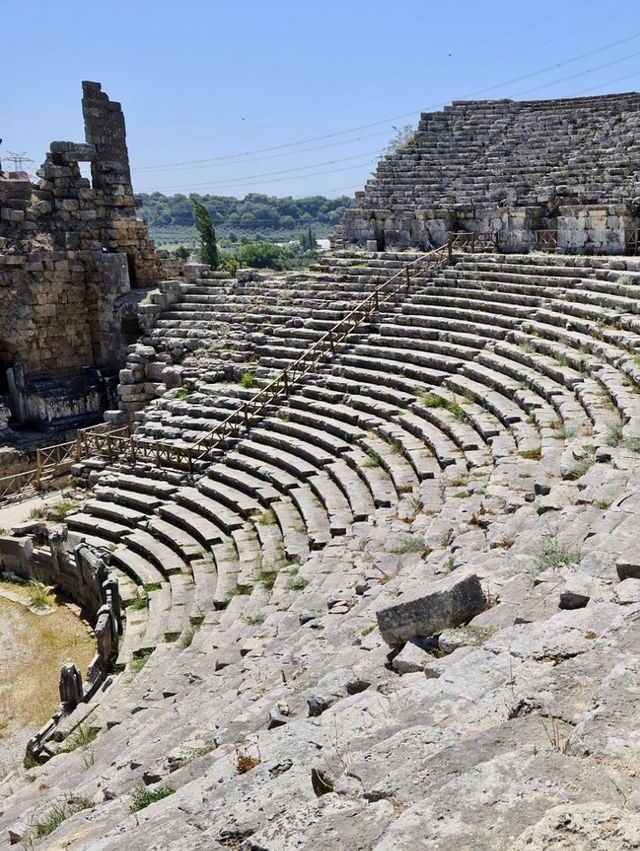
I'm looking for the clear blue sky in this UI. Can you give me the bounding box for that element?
[3,0,640,199]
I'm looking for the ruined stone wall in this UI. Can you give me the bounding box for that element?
[339,92,640,253]
[0,82,176,431]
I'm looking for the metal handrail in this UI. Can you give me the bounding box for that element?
[0,243,451,493]
[0,422,132,501]
[179,242,450,467]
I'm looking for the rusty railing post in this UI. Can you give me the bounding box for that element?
[35,450,42,491]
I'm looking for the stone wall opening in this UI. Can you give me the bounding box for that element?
[0,342,17,422]
[126,253,138,287]
[78,161,92,185]
[120,312,142,347]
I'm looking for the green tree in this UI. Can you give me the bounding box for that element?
[235,241,291,270]
[173,245,190,260]
[191,197,218,269]
[299,228,318,252]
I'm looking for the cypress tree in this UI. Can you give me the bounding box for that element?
[191,198,218,269]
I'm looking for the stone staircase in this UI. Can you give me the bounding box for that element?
[2,250,640,848]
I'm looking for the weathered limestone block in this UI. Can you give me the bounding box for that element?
[376,571,486,647]
[391,641,430,674]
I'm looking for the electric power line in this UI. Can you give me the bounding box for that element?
[134,29,640,174]
[5,151,34,171]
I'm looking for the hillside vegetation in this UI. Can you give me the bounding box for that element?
[136,192,354,247]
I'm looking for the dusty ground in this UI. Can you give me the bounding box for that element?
[0,491,66,532]
[0,583,95,777]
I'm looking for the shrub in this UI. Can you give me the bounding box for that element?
[130,648,153,673]
[234,241,292,270]
[256,568,279,590]
[240,371,256,389]
[593,499,612,510]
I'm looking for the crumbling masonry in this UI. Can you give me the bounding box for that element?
[0,82,176,434]
[338,93,640,253]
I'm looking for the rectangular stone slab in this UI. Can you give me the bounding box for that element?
[376,571,486,647]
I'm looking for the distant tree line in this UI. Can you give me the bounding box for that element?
[135,192,355,233]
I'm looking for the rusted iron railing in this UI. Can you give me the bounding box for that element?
[0,422,131,501]
[448,231,497,254]
[1,244,452,487]
[535,229,558,252]
[183,242,451,466]
[625,228,640,255]
[82,244,450,472]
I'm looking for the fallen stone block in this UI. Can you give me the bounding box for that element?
[376,571,486,647]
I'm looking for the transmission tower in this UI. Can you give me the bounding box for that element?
[5,151,34,172]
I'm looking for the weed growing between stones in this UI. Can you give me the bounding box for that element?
[606,423,624,446]
[391,534,427,555]
[32,798,91,839]
[235,743,261,774]
[364,451,382,468]
[61,725,99,753]
[257,509,277,526]
[130,784,175,812]
[421,392,443,408]
[567,447,595,480]
[593,499,612,510]
[519,447,542,460]
[240,371,256,389]
[130,648,153,673]
[257,567,279,590]
[226,583,253,601]
[179,628,194,648]
[447,399,467,421]
[127,592,149,610]
[26,580,54,611]
[46,500,81,522]
[536,539,580,571]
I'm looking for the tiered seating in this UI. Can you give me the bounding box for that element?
[4,248,640,848]
[353,93,640,212]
